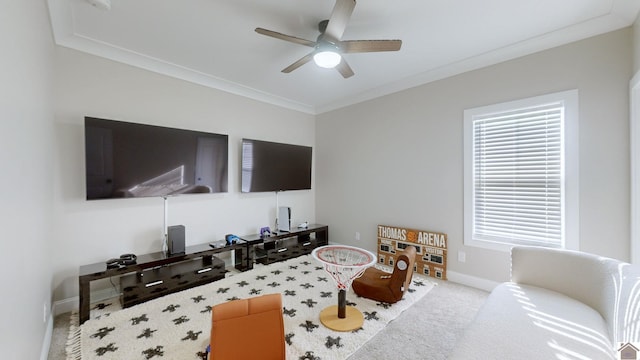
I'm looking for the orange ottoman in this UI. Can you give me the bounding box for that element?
[209,293,285,360]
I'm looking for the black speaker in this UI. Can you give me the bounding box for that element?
[167,225,185,255]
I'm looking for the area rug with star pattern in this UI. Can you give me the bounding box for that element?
[66,254,435,360]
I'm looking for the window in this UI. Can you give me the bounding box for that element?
[463,90,579,251]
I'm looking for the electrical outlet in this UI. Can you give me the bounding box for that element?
[355,232,360,241]
[458,251,466,263]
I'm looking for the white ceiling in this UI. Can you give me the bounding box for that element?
[48,0,640,114]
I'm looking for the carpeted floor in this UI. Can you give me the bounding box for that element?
[48,277,487,360]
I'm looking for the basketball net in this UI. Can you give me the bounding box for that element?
[313,245,376,290]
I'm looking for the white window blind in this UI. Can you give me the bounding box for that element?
[471,102,564,247]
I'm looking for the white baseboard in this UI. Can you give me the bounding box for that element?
[53,286,121,316]
[446,270,500,292]
[53,296,78,316]
[40,312,54,360]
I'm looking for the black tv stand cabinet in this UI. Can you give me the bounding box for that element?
[77,224,329,324]
[244,224,329,265]
[78,240,254,324]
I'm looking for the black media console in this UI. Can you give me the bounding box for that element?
[248,224,329,264]
[78,224,328,324]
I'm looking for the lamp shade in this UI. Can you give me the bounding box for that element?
[313,51,341,68]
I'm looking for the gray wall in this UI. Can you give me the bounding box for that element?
[0,1,55,358]
[316,28,632,284]
[52,47,316,303]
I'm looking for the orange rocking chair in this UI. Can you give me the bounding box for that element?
[352,246,417,303]
[208,293,285,360]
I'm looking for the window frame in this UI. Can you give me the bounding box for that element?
[463,90,579,252]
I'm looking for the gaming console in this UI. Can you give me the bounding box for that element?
[277,206,291,232]
[167,225,186,255]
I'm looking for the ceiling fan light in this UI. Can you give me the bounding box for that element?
[313,51,341,68]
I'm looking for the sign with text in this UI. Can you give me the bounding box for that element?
[377,225,448,280]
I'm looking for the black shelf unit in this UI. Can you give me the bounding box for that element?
[78,240,252,324]
[120,255,226,308]
[246,224,329,265]
[78,224,328,324]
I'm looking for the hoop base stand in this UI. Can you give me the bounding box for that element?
[319,305,364,332]
[311,245,376,332]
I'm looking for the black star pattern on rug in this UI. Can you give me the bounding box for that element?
[142,345,164,359]
[325,336,343,349]
[408,288,416,293]
[80,255,432,360]
[192,295,207,303]
[376,302,392,309]
[300,298,317,308]
[90,326,115,340]
[172,315,189,325]
[181,330,202,341]
[299,320,319,333]
[285,333,295,345]
[162,304,180,313]
[364,311,380,321]
[196,350,208,360]
[94,313,111,320]
[95,342,117,356]
[137,328,157,339]
[92,302,112,310]
[131,314,149,325]
[299,351,320,360]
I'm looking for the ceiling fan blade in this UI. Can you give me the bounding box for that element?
[335,58,354,78]
[341,40,402,53]
[324,0,356,41]
[282,51,315,73]
[255,28,316,47]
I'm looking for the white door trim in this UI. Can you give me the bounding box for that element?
[630,71,640,265]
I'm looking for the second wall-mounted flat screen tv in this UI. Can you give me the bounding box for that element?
[241,138,312,192]
[85,117,228,200]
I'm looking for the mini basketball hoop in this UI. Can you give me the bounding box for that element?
[312,245,376,331]
[312,245,376,290]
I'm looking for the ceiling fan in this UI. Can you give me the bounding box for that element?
[255,0,402,78]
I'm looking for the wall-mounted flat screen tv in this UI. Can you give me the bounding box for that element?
[85,117,228,200]
[241,138,312,192]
